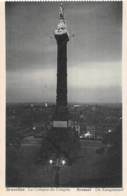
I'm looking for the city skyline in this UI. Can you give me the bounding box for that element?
[6,2,122,103]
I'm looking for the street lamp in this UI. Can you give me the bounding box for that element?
[48,157,67,186]
[49,159,53,164]
[61,159,66,165]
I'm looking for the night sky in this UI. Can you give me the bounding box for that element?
[6,1,122,103]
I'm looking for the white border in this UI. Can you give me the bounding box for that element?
[0,0,127,195]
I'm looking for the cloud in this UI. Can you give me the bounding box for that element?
[6,2,122,102]
[68,86,122,103]
[7,61,121,103]
[68,62,121,88]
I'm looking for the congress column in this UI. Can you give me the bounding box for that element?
[53,3,69,124]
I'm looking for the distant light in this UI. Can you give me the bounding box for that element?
[45,103,48,107]
[32,126,36,130]
[49,159,53,164]
[108,129,112,133]
[73,105,80,108]
[61,159,66,165]
[84,131,91,137]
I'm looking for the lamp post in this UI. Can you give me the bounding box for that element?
[49,157,66,187]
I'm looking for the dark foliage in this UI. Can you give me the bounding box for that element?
[38,128,80,164]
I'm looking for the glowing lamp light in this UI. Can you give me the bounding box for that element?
[49,159,53,164]
[61,159,66,165]
[32,126,36,130]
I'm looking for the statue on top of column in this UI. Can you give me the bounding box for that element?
[54,3,69,36]
[59,3,64,20]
